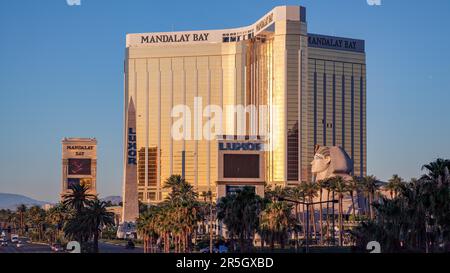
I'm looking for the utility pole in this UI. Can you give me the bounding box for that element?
[305,203,309,253]
[332,191,336,245]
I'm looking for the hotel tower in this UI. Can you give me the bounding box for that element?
[122,5,366,208]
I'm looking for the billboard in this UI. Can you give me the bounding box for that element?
[67,178,92,189]
[67,178,80,188]
[223,154,260,178]
[68,158,91,175]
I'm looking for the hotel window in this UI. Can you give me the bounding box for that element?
[138,147,158,187]
[147,192,156,201]
[287,122,299,181]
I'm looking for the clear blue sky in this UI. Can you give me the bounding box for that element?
[1,0,449,202]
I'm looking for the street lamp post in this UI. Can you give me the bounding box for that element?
[278,196,338,253]
[332,191,335,245]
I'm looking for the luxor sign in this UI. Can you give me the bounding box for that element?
[219,142,263,151]
[127,128,137,165]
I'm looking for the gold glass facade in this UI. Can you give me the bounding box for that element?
[301,46,367,181]
[124,6,366,203]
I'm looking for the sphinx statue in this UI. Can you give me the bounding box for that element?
[311,145,354,182]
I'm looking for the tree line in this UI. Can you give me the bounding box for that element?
[1,158,449,253]
[137,159,450,253]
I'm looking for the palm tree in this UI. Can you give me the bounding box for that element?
[421,158,450,180]
[347,176,361,220]
[352,164,450,253]
[6,210,20,234]
[299,181,319,241]
[46,203,68,244]
[26,206,46,241]
[386,174,404,199]
[316,179,326,245]
[201,190,215,254]
[137,206,161,253]
[259,201,296,251]
[161,175,203,253]
[156,204,172,253]
[265,185,287,202]
[62,184,96,249]
[62,184,96,213]
[78,199,115,253]
[16,204,27,236]
[0,209,13,231]
[328,176,347,246]
[360,175,379,220]
[63,212,89,246]
[217,186,263,253]
[285,186,306,249]
[321,179,335,244]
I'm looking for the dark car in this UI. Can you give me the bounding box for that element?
[125,240,135,249]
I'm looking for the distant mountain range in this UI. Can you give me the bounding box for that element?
[0,193,122,210]
[0,193,49,210]
[101,196,122,205]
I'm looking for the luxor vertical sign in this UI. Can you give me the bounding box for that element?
[128,128,137,165]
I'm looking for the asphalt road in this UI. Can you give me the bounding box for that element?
[98,242,144,253]
[0,240,143,253]
[0,242,52,253]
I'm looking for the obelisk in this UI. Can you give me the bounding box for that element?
[122,98,139,223]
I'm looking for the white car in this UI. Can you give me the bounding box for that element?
[11,235,19,243]
[0,239,7,247]
[16,240,26,248]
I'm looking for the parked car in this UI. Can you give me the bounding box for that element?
[0,238,8,247]
[125,240,135,249]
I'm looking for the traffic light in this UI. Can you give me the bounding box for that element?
[7,226,11,233]
[57,223,62,231]
[25,225,29,233]
[42,224,46,232]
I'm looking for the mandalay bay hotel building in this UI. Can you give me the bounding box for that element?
[122,5,366,208]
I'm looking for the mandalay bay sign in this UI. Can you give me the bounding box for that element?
[141,33,210,44]
[170,97,280,151]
